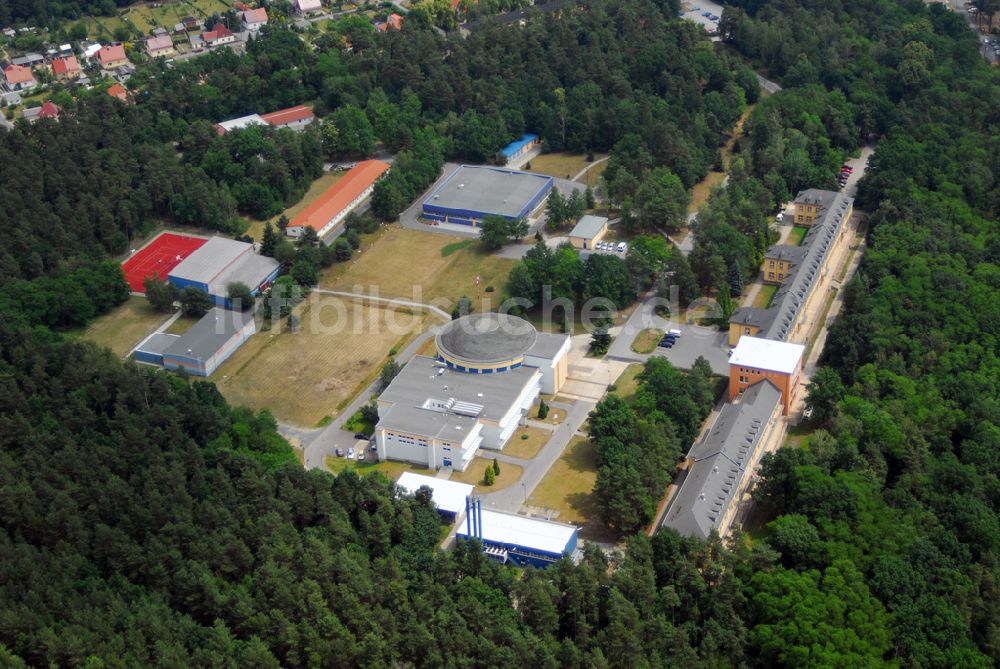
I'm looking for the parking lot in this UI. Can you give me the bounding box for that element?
[680,0,724,36]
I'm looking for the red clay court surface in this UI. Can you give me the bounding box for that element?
[121,233,208,293]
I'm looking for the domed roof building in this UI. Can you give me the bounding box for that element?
[373,313,571,472]
[436,313,538,373]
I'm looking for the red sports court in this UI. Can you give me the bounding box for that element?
[121,233,208,293]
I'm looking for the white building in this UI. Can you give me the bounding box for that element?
[375,314,570,471]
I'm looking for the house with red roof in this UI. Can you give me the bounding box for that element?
[2,63,36,92]
[23,101,60,124]
[202,23,237,47]
[376,13,404,31]
[286,160,391,239]
[107,83,129,102]
[240,8,268,31]
[145,35,176,58]
[51,55,81,81]
[95,44,130,70]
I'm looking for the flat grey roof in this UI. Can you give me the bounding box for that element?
[437,313,537,365]
[526,332,569,360]
[379,355,539,425]
[663,380,781,539]
[135,332,180,356]
[569,215,608,240]
[164,307,254,361]
[169,237,250,286]
[377,403,480,442]
[212,252,280,294]
[423,165,551,218]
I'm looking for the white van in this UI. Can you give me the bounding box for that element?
[617,242,627,253]
[668,329,682,338]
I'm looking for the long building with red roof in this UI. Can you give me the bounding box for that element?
[286,160,391,239]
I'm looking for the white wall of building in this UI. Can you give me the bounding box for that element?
[286,182,377,239]
[376,422,483,471]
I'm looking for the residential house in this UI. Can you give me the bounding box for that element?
[180,16,203,30]
[240,8,268,31]
[51,55,81,80]
[376,12,404,31]
[95,44,130,70]
[107,82,128,102]
[23,101,60,124]
[2,64,36,92]
[202,23,237,47]
[145,34,176,58]
[293,0,323,14]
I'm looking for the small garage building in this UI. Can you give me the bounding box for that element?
[568,215,609,250]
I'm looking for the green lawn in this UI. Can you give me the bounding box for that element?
[787,225,808,246]
[752,284,778,309]
[527,436,600,527]
[631,328,662,354]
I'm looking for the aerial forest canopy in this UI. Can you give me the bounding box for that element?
[0,0,998,665]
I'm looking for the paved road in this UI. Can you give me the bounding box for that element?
[479,398,596,511]
[604,289,731,374]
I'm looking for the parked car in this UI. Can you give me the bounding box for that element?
[347,448,354,459]
[354,433,369,441]
[776,212,784,222]
[356,450,364,461]
[802,406,814,420]
[335,448,344,457]
[702,11,712,16]
[667,329,682,337]
[617,242,627,253]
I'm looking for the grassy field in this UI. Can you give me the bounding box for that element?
[529,399,566,424]
[526,152,591,180]
[787,225,808,246]
[451,457,523,493]
[80,296,171,357]
[323,455,425,480]
[502,426,550,460]
[526,436,599,526]
[124,0,230,34]
[611,363,644,400]
[752,283,778,309]
[319,226,515,312]
[163,314,199,335]
[211,297,425,427]
[245,171,344,242]
[630,328,662,354]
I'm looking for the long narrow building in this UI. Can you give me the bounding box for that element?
[729,189,853,345]
[662,380,783,539]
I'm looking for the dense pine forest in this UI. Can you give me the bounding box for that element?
[0,0,998,665]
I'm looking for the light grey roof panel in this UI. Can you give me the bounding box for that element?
[424,165,551,218]
[525,332,569,360]
[212,252,280,293]
[168,237,251,285]
[569,215,608,240]
[379,355,539,423]
[164,307,254,361]
[135,332,180,356]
